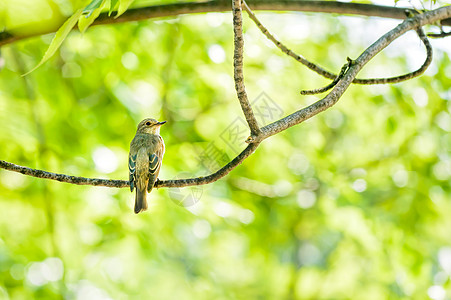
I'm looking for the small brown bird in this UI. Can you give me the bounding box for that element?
[129,118,166,214]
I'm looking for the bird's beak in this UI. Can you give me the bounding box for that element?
[157,121,167,126]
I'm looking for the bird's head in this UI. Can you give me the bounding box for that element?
[136,118,166,134]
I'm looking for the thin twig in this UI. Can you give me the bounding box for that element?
[2,0,451,47]
[352,27,432,84]
[244,1,433,85]
[300,58,353,95]
[427,30,451,38]
[232,0,261,135]
[242,0,334,81]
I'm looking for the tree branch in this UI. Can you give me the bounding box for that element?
[258,6,451,140]
[0,160,129,188]
[232,0,261,135]
[93,0,451,27]
[351,27,432,85]
[300,26,432,94]
[244,1,433,86]
[300,58,352,95]
[1,5,450,190]
[428,30,451,38]
[1,0,451,47]
[0,142,260,188]
[242,0,334,82]
[155,142,260,187]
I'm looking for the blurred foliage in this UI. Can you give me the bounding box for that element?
[1,0,451,299]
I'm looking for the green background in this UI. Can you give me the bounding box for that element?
[1,0,451,299]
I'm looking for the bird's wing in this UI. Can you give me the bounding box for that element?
[129,153,137,192]
[149,153,159,174]
[147,137,165,192]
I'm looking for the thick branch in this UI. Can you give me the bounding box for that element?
[232,0,261,135]
[94,0,451,27]
[1,1,451,47]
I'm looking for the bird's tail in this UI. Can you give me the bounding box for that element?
[134,188,148,214]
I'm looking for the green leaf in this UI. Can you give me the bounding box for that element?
[23,8,84,76]
[115,0,135,18]
[109,0,119,16]
[83,0,103,16]
[79,0,108,33]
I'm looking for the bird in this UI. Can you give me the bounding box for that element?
[129,118,166,214]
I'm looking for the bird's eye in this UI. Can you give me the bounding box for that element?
[146,121,151,126]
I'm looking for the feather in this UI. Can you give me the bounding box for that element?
[128,154,137,192]
[134,187,147,213]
